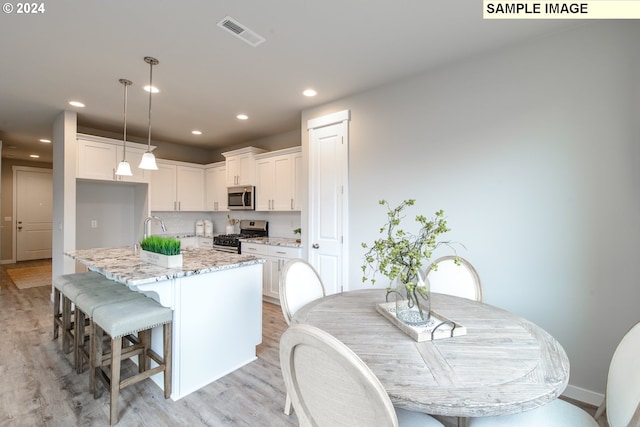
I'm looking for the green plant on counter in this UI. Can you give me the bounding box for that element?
[140,235,181,256]
[293,228,301,235]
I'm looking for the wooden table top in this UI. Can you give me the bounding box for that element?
[292,289,569,418]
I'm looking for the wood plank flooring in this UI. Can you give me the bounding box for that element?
[1,260,607,427]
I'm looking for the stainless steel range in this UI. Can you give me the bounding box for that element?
[212,220,268,253]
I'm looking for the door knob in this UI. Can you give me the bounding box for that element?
[312,243,320,249]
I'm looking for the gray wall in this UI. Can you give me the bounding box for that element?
[301,21,640,400]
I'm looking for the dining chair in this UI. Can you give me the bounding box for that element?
[279,258,326,415]
[280,324,444,427]
[467,320,640,427]
[279,258,326,325]
[424,256,482,302]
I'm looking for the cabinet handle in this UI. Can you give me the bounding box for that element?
[214,201,218,211]
[245,247,257,251]
[276,251,286,255]
[178,201,181,211]
[291,198,294,210]
[174,201,177,211]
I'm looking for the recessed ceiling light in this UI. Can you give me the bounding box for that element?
[192,130,202,135]
[144,85,160,93]
[303,89,317,97]
[237,114,248,120]
[69,101,85,108]
[39,139,51,143]
[30,154,40,158]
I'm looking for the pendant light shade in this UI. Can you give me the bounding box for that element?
[115,78,133,176]
[139,56,159,170]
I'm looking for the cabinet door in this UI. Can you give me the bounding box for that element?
[206,166,227,211]
[177,166,205,211]
[292,152,302,211]
[226,156,240,186]
[272,155,293,211]
[237,154,255,185]
[255,158,274,211]
[77,139,117,180]
[150,163,178,211]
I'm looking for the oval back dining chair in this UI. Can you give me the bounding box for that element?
[279,259,325,325]
[467,320,640,427]
[280,324,444,427]
[278,258,326,415]
[424,256,482,302]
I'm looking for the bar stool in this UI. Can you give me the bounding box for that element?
[53,271,105,353]
[61,277,120,364]
[74,286,145,374]
[91,296,173,425]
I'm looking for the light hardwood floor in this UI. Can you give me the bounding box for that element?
[1,260,606,427]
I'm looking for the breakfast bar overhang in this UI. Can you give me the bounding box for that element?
[65,246,265,400]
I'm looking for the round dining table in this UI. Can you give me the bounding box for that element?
[291,289,569,418]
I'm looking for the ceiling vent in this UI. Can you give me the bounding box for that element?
[217,16,266,47]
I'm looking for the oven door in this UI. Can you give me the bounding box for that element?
[228,186,255,210]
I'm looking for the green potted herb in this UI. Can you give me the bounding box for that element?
[140,235,183,268]
[293,228,301,243]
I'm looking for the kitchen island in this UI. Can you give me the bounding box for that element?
[64,246,265,400]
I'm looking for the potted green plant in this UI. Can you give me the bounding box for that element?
[140,235,183,268]
[293,228,301,243]
[361,199,457,326]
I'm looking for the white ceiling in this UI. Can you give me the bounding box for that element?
[0,0,580,164]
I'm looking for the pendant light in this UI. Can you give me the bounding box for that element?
[139,56,159,170]
[115,78,133,176]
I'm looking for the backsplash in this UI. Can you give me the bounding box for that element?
[149,210,301,239]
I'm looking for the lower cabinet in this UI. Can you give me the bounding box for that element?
[241,242,302,302]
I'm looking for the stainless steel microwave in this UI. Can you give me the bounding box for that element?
[227,186,255,210]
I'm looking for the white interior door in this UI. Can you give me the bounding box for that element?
[307,110,350,295]
[15,167,53,261]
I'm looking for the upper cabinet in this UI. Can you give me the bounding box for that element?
[255,147,302,211]
[205,162,228,211]
[222,146,266,186]
[150,160,206,211]
[76,134,153,183]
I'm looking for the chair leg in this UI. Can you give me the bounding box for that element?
[163,322,172,399]
[284,393,293,415]
[53,288,61,339]
[458,417,468,427]
[62,297,73,353]
[74,309,86,373]
[594,395,606,419]
[110,336,123,426]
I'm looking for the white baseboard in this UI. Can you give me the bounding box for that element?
[562,384,604,407]
[1,259,16,265]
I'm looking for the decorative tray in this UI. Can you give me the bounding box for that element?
[376,302,467,342]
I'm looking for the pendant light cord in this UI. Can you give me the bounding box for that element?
[123,80,128,161]
[147,59,154,153]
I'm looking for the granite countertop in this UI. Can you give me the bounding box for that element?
[239,237,302,248]
[65,246,265,286]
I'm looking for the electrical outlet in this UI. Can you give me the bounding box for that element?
[4,217,11,222]
[91,220,98,228]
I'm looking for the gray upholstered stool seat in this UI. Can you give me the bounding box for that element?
[74,286,145,373]
[91,296,173,425]
[52,271,107,353]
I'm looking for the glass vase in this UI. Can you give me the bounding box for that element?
[391,269,431,326]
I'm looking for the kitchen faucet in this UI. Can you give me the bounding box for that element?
[143,215,167,239]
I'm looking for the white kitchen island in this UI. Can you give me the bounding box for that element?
[64,246,265,400]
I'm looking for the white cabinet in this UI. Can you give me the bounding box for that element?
[151,160,206,211]
[76,134,152,183]
[255,147,302,211]
[205,163,227,211]
[241,242,302,301]
[222,146,266,186]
